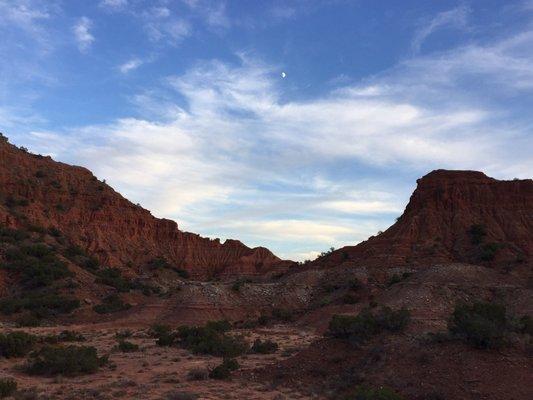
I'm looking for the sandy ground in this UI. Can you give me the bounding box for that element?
[0,323,320,400]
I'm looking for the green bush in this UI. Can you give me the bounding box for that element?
[177,324,248,357]
[150,324,176,346]
[93,294,131,314]
[346,385,404,400]
[95,268,132,292]
[0,331,36,358]
[24,345,107,376]
[387,274,402,286]
[250,338,278,354]
[205,319,231,333]
[375,306,411,332]
[342,293,359,304]
[209,358,239,380]
[174,268,190,279]
[468,224,487,245]
[16,313,42,327]
[43,330,85,343]
[518,315,533,335]
[448,301,508,349]
[272,308,295,322]
[479,242,502,261]
[0,226,28,243]
[0,378,17,398]
[231,279,251,292]
[117,340,139,352]
[150,324,172,337]
[328,307,410,345]
[0,293,80,316]
[1,244,72,288]
[115,330,133,339]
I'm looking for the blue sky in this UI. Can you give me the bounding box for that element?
[1,0,532,260]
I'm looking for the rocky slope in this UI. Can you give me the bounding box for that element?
[314,170,533,271]
[0,135,290,279]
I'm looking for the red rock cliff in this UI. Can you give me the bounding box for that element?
[0,137,289,279]
[316,170,533,269]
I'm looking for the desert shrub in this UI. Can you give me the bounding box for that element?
[95,268,132,292]
[4,196,29,208]
[346,385,404,400]
[518,315,533,335]
[231,278,251,292]
[187,367,209,381]
[64,245,85,258]
[0,292,80,316]
[468,224,487,245]
[0,378,17,398]
[43,330,85,344]
[250,338,278,354]
[272,308,295,322]
[150,324,172,338]
[257,315,270,326]
[0,331,37,358]
[24,345,107,376]
[174,268,190,279]
[115,330,133,339]
[448,301,508,349]
[145,258,189,279]
[117,340,139,353]
[342,293,359,304]
[209,358,239,380]
[329,311,380,344]
[93,294,131,314]
[146,257,170,270]
[387,274,402,286]
[348,278,363,290]
[205,319,231,333]
[177,324,248,357]
[150,324,176,346]
[375,306,411,332]
[328,307,410,345]
[16,313,42,327]
[1,244,72,288]
[163,391,199,400]
[0,226,28,243]
[479,242,502,261]
[82,256,100,270]
[47,227,61,237]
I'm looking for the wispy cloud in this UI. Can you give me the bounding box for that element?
[118,58,143,74]
[99,0,128,11]
[142,7,191,44]
[183,0,230,30]
[0,0,55,52]
[73,16,94,53]
[412,5,470,53]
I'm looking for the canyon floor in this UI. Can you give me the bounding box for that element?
[0,321,320,400]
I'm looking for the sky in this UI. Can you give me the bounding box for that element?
[1,0,532,261]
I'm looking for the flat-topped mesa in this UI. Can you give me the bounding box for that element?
[315,169,533,269]
[0,137,290,279]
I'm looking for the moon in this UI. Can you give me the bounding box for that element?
[281,72,286,78]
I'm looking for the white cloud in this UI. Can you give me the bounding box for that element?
[183,0,230,30]
[270,6,296,21]
[73,17,94,53]
[119,58,143,74]
[412,5,470,53]
[144,12,191,44]
[99,0,128,10]
[0,0,55,52]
